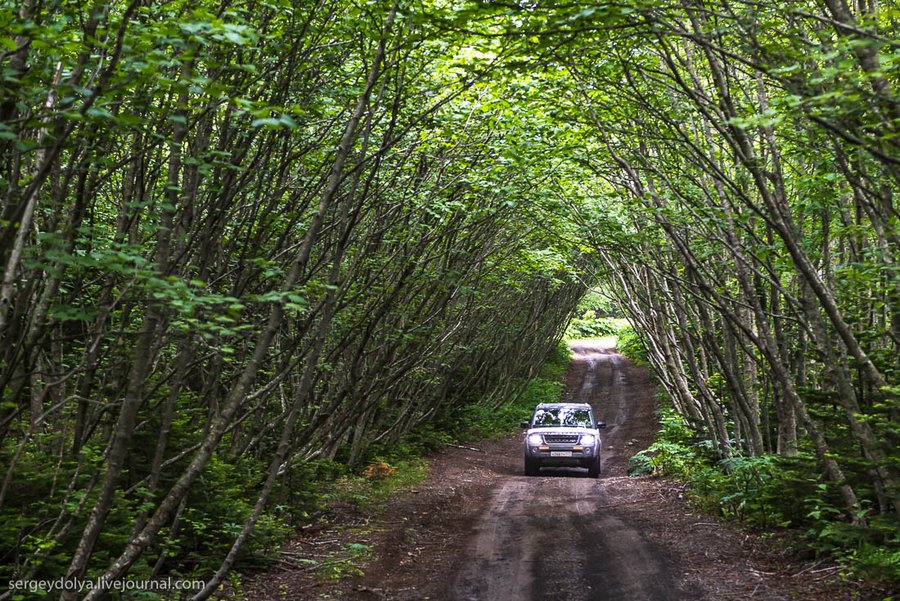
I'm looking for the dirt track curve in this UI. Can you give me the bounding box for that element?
[242,338,881,601]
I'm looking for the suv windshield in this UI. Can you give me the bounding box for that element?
[531,406,594,428]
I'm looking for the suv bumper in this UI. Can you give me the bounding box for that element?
[526,444,597,467]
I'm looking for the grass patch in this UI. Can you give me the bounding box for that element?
[313,542,372,581]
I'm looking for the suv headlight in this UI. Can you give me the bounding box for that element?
[579,434,595,445]
[527,433,543,445]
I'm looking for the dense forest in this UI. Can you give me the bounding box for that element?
[1,0,897,598]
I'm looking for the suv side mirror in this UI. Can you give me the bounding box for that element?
[597,421,607,430]
[520,420,530,429]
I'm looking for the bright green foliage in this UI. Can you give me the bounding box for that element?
[615,326,649,367]
[566,313,621,340]
[632,408,900,582]
[0,0,592,587]
[0,0,897,592]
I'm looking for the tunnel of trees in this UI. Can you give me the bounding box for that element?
[0,0,897,597]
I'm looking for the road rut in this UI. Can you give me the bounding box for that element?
[451,340,683,601]
[243,338,880,601]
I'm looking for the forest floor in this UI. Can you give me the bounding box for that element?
[235,338,888,601]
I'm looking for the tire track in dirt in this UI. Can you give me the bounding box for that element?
[243,338,881,601]
[451,338,681,601]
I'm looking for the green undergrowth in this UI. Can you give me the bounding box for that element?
[0,343,572,597]
[311,542,372,581]
[629,407,900,588]
[0,444,289,599]
[614,324,649,366]
[322,457,431,513]
[565,313,626,340]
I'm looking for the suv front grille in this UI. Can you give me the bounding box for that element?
[544,434,579,444]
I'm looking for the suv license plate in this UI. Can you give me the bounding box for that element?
[550,451,572,457]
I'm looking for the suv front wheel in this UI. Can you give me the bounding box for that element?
[586,457,600,478]
[524,457,540,477]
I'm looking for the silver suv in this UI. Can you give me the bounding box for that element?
[521,403,605,478]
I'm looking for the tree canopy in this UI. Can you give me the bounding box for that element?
[1,0,897,596]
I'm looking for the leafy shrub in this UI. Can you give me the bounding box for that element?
[566,312,622,339]
[632,405,900,585]
[327,458,429,511]
[0,440,290,590]
[615,325,648,365]
[277,459,348,524]
[802,514,900,584]
[161,456,290,576]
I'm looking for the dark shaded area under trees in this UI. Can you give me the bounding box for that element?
[0,0,897,597]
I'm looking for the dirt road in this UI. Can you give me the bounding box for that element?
[452,340,680,601]
[243,338,877,601]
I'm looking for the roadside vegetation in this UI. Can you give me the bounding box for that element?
[565,315,621,340]
[236,340,572,591]
[564,289,626,340]
[622,329,899,585]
